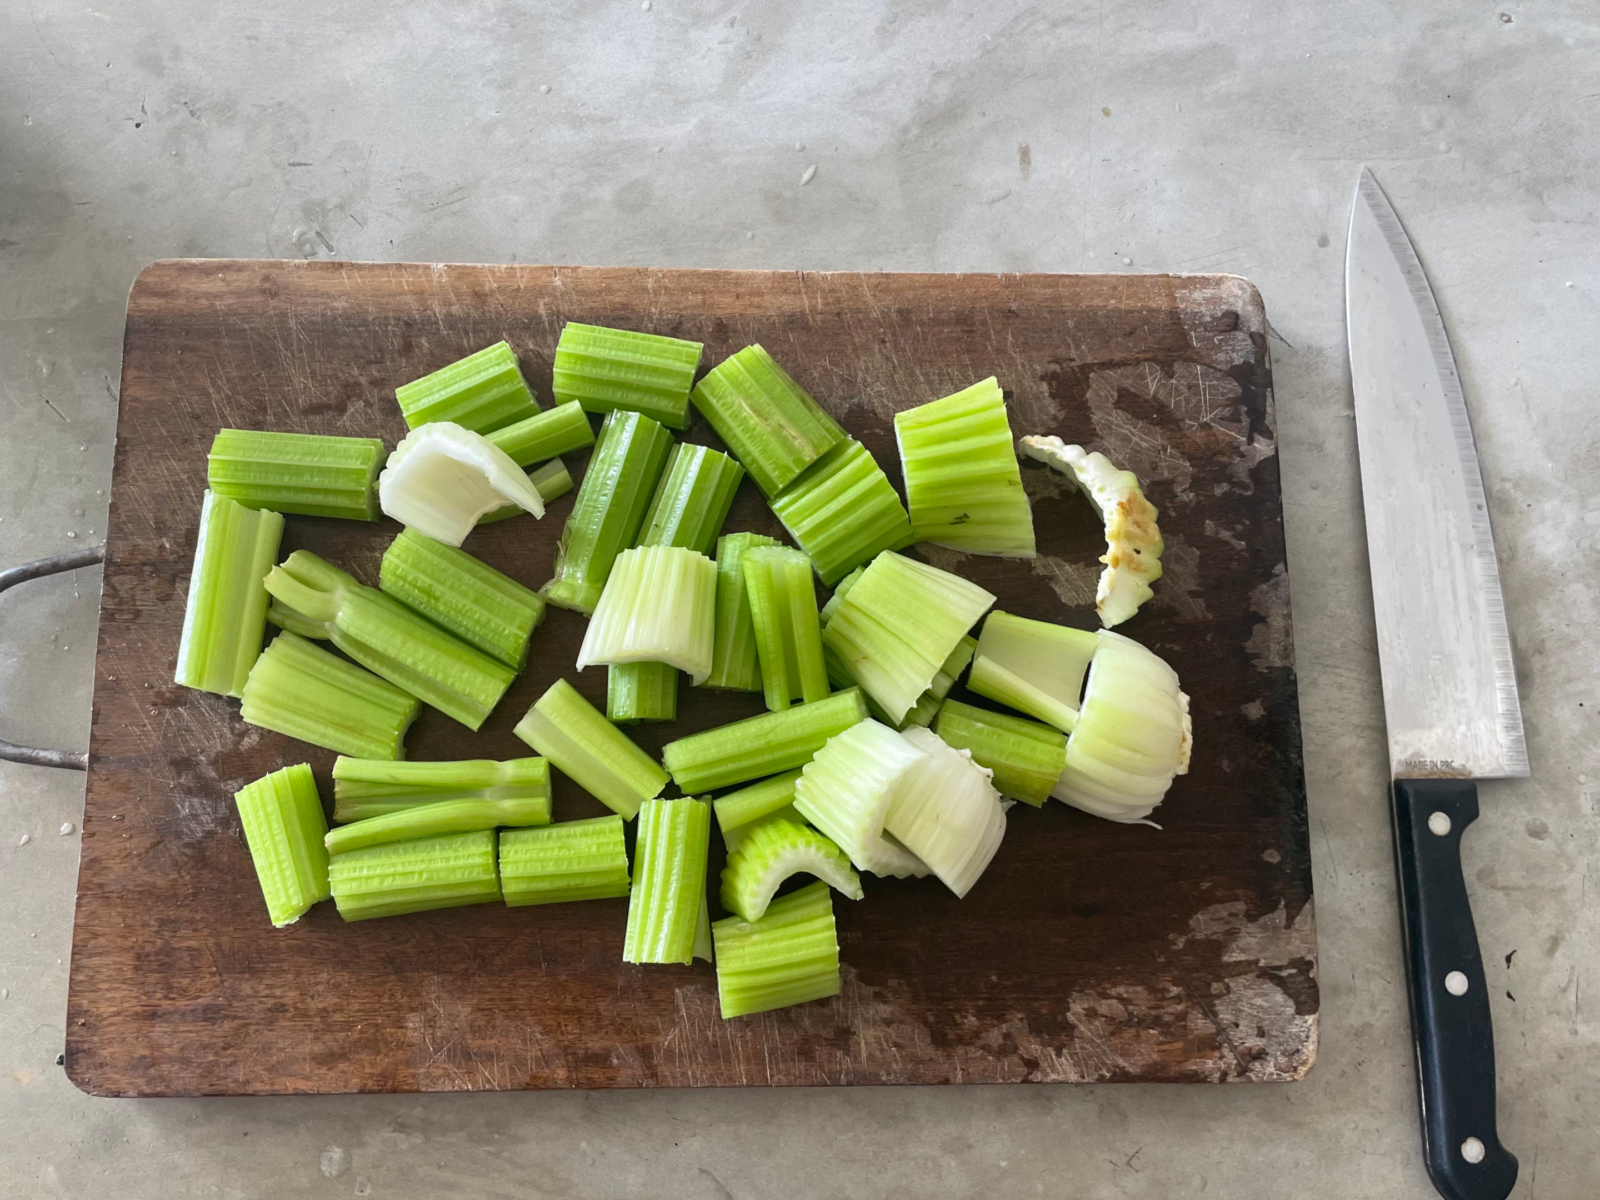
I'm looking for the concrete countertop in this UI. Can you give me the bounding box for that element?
[1,2,1595,1196]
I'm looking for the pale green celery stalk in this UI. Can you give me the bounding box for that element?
[824,631,976,730]
[477,458,575,525]
[396,341,539,434]
[543,410,673,614]
[894,377,1036,557]
[885,726,1006,899]
[380,528,545,668]
[328,829,501,921]
[819,550,995,724]
[513,679,668,820]
[378,422,546,545]
[661,688,868,794]
[208,429,385,520]
[712,769,803,836]
[623,798,711,964]
[241,632,420,760]
[932,699,1065,807]
[608,663,679,723]
[967,610,1099,733]
[332,757,550,822]
[325,796,549,855]
[485,401,596,466]
[743,546,829,711]
[553,323,703,430]
[690,344,846,497]
[712,880,841,1018]
[700,532,780,692]
[576,546,717,682]
[499,815,631,906]
[264,549,515,730]
[769,440,913,585]
[233,763,330,927]
[719,817,861,922]
[175,490,284,698]
[792,718,928,878]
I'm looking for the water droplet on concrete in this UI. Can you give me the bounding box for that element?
[800,165,817,186]
[60,822,75,836]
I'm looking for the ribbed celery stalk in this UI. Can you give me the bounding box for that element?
[328,829,501,921]
[792,718,928,878]
[825,630,976,730]
[325,796,548,855]
[885,726,1006,898]
[208,429,385,520]
[967,610,1098,733]
[396,341,539,434]
[553,323,703,430]
[576,546,717,682]
[332,757,551,822]
[500,815,631,906]
[513,679,669,819]
[175,490,284,698]
[690,344,846,496]
[932,699,1065,807]
[712,769,803,838]
[661,688,868,794]
[380,528,545,668]
[769,440,914,585]
[608,662,679,723]
[233,763,330,927]
[241,632,420,759]
[485,401,596,467]
[743,546,828,711]
[700,532,780,692]
[719,817,861,922]
[379,422,545,546]
[623,798,711,964]
[712,881,841,1018]
[264,549,515,730]
[478,458,575,525]
[543,409,674,615]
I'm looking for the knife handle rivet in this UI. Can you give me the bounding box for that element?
[1460,1137,1486,1164]
[1444,970,1469,996]
[1427,811,1452,836]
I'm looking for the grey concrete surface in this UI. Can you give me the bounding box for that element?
[2,2,1596,1197]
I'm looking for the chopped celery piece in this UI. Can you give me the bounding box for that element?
[380,528,545,669]
[701,532,780,692]
[967,610,1098,733]
[241,632,419,760]
[332,756,551,822]
[396,341,538,434]
[825,631,975,730]
[743,545,829,711]
[265,549,515,730]
[175,490,284,698]
[233,763,330,927]
[553,323,703,430]
[208,429,384,521]
[690,344,846,497]
[485,401,596,467]
[769,440,914,586]
[379,422,544,546]
[820,550,995,724]
[721,803,807,853]
[623,798,711,964]
[500,815,632,906]
[328,829,501,922]
[719,817,861,922]
[576,546,717,682]
[662,688,868,794]
[886,727,1006,898]
[608,662,679,723]
[326,795,550,855]
[933,699,1065,807]
[712,769,803,836]
[543,409,674,615]
[513,679,668,820]
[477,457,575,525]
[637,443,745,555]
[792,718,928,878]
[895,377,1035,557]
[713,881,841,1018]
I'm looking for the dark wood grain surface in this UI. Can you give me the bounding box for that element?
[66,261,1315,1095]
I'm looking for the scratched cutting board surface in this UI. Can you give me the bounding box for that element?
[67,261,1315,1096]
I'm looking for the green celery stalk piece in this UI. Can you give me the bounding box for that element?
[700,532,780,692]
[543,409,674,615]
[661,688,868,794]
[380,528,545,669]
[712,880,841,1018]
[208,429,385,520]
[608,662,679,723]
[175,490,284,698]
[485,401,596,467]
[241,632,420,760]
[769,440,914,585]
[967,610,1099,733]
[513,679,669,820]
[743,545,829,712]
[233,762,330,927]
[933,698,1066,807]
[712,769,803,836]
[328,829,501,922]
[325,796,550,855]
[553,323,703,430]
[623,798,711,964]
[264,549,516,730]
[690,345,846,497]
[719,817,861,922]
[636,443,746,555]
[332,756,551,822]
[575,545,718,682]
[395,341,539,434]
[500,815,632,907]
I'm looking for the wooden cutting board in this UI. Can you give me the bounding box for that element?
[66,261,1316,1095]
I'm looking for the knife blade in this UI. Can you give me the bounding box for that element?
[1346,167,1527,1200]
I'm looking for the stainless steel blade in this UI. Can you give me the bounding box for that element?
[1346,168,1528,780]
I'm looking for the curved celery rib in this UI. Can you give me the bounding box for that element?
[608,662,679,723]
[887,726,1006,899]
[233,763,330,927]
[328,829,501,922]
[396,341,538,434]
[478,457,576,525]
[175,491,284,698]
[380,528,545,669]
[500,816,631,907]
[485,401,596,467]
[719,817,861,922]
[553,323,703,430]
[623,798,711,964]
[513,679,668,820]
[332,757,551,822]
[712,769,803,838]
[792,718,929,878]
[743,546,829,711]
[769,440,913,586]
[932,699,1065,807]
[241,632,419,760]
[712,881,841,1018]
[208,429,385,521]
[662,688,868,794]
[379,422,545,546]
[967,610,1098,733]
[576,546,717,683]
[325,796,549,855]
[701,532,780,693]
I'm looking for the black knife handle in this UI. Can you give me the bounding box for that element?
[1391,778,1517,1200]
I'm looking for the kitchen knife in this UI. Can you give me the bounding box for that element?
[1346,167,1528,1200]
